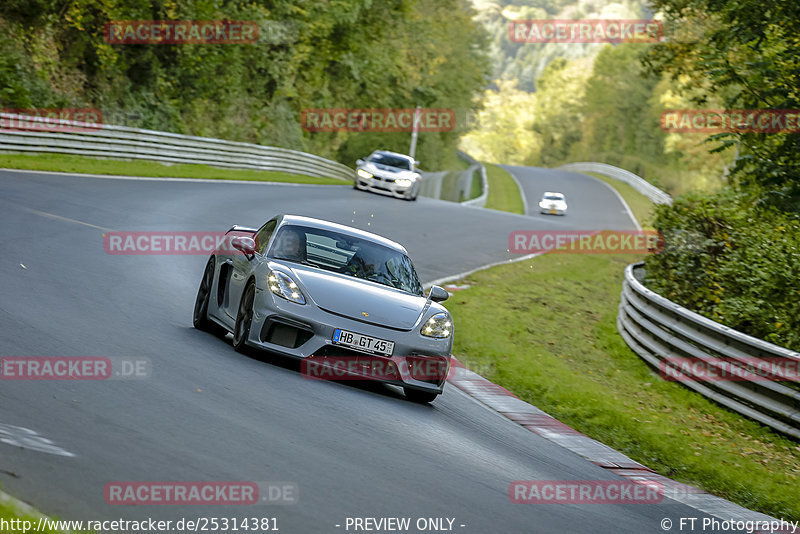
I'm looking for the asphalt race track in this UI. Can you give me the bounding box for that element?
[0,167,733,533]
[501,165,639,230]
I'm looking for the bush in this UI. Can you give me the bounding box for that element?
[645,189,800,350]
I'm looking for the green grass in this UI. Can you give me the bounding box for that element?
[444,252,800,520]
[453,153,473,171]
[484,163,524,214]
[586,172,656,229]
[439,170,465,202]
[469,169,482,199]
[0,493,78,534]
[428,151,482,203]
[0,153,348,185]
[432,149,472,172]
[439,168,482,202]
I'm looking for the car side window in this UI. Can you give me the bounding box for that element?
[255,220,277,254]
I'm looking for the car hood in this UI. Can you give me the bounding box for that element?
[288,265,428,330]
[362,162,417,179]
[540,200,567,208]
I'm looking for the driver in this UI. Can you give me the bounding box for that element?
[274,227,306,262]
[345,244,390,282]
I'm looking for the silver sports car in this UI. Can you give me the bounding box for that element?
[193,215,453,402]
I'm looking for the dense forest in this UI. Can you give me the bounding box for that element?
[0,0,490,170]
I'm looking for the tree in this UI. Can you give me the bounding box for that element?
[644,0,800,211]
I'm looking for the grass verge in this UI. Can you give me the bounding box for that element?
[444,252,800,520]
[439,171,466,202]
[469,169,482,200]
[439,168,482,203]
[484,163,524,214]
[1,491,79,533]
[0,153,347,185]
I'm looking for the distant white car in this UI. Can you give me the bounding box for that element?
[354,150,421,201]
[539,192,567,215]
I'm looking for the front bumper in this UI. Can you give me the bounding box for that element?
[355,171,416,199]
[246,287,452,394]
[540,206,566,215]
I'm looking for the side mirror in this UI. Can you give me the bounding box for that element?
[231,236,256,258]
[356,159,365,166]
[428,285,449,303]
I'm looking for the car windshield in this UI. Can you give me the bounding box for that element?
[269,225,423,296]
[543,194,564,201]
[368,153,412,170]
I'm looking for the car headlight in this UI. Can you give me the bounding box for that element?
[357,168,373,179]
[420,313,452,339]
[268,270,306,304]
[395,179,412,187]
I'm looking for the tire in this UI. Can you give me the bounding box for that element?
[193,257,225,336]
[404,388,438,403]
[233,281,255,353]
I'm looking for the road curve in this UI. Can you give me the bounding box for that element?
[0,168,725,533]
[502,165,639,230]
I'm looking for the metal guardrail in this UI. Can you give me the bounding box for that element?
[618,262,800,439]
[456,150,488,208]
[418,170,448,199]
[559,162,672,205]
[418,151,488,206]
[0,112,354,181]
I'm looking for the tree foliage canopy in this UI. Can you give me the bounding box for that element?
[644,0,800,211]
[0,0,490,169]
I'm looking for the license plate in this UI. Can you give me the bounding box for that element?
[332,329,394,356]
[549,208,557,214]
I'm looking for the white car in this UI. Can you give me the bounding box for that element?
[354,150,421,201]
[539,192,567,215]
